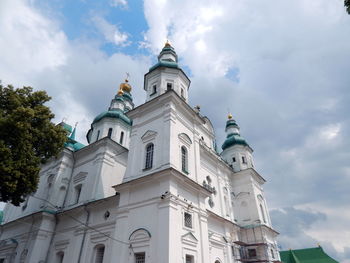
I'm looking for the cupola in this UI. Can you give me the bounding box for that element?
[86,79,133,147]
[144,41,190,102]
[221,114,254,172]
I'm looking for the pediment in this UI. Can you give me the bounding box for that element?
[181,232,198,246]
[178,133,192,146]
[141,130,157,142]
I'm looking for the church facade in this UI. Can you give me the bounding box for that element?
[0,42,281,263]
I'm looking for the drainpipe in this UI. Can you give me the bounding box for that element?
[77,204,90,263]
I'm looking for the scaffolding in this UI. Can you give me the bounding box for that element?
[233,224,282,263]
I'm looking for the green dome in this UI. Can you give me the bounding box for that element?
[93,109,132,126]
[149,61,178,72]
[222,133,249,150]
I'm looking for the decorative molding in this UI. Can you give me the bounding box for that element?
[129,228,151,241]
[90,232,110,244]
[181,232,198,247]
[178,133,192,146]
[73,172,88,184]
[55,239,70,251]
[141,130,157,143]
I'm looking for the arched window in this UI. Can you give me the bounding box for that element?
[94,245,105,263]
[181,146,188,173]
[145,143,154,169]
[260,204,266,223]
[107,128,113,138]
[119,131,124,144]
[56,251,64,263]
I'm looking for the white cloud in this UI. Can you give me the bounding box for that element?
[0,0,68,85]
[143,0,350,260]
[91,15,129,46]
[0,0,149,144]
[110,0,128,9]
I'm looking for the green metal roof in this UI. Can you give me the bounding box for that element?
[149,61,179,72]
[222,133,249,150]
[92,109,132,126]
[280,247,338,263]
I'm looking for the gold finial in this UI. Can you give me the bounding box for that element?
[117,88,124,96]
[119,73,132,93]
[165,39,171,47]
[228,113,233,119]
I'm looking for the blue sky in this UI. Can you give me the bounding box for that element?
[1,0,350,262]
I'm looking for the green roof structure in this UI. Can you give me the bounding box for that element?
[280,246,339,263]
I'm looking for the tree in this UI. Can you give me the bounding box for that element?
[0,85,67,206]
[346,0,350,14]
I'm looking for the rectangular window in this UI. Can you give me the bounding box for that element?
[232,157,236,162]
[151,85,157,95]
[248,249,257,258]
[74,184,82,204]
[185,255,194,263]
[135,252,145,263]
[167,82,172,91]
[271,249,275,259]
[242,156,247,164]
[184,212,192,228]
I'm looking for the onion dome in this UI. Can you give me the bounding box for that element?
[92,108,132,126]
[120,79,132,93]
[117,88,124,96]
[222,114,250,150]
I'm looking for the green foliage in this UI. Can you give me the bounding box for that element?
[0,85,67,206]
[346,0,350,14]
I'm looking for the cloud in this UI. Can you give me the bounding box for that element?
[142,0,350,259]
[110,0,128,9]
[91,15,129,46]
[0,0,150,144]
[271,206,350,262]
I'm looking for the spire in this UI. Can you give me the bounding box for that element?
[158,40,178,63]
[222,115,250,150]
[69,122,78,140]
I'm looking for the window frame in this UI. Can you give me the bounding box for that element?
[181,146,188,174]
[135,252,145,263]
[94,244,105,263]
[74,184,82,204]
[144,143,154,170]
[184,211,193,229]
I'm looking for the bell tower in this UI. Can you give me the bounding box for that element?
[144,41,190,102]
[221,114,254,172]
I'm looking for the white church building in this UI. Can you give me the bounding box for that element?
[0,42,281,263]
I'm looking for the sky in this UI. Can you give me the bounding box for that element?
[0,0,350,261]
